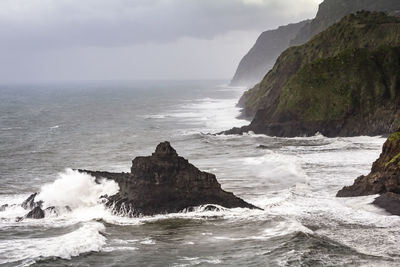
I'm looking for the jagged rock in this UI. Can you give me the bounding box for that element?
[26,206,45,219]
[21,193,38,209]
[0,204,8,212]
[337,128,400,197]
[79,141,260,216]
[337,128,400,215]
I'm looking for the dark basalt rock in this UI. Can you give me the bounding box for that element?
[26,206,45,219]
[15,194,72,221]
[79,141,260,216]
[337,128,400,215]
[21,193,39,210]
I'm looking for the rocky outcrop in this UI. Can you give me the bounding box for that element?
[227,12,400,137]
[337,128,400,215]
[337,129,400,197]
[291,0,400,46]
[21,193,39,210]
[11,142,258,220]
[230,21,309,87]
[80,142,259,216]
[26,206,45,219]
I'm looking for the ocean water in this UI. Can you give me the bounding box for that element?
[0,80,399,266]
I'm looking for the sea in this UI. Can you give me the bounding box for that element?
[0,80,399,266]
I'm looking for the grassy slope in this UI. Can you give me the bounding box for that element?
[278,46,400,121]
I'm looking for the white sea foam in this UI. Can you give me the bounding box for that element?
[142,94,249,133]
[0,221,106,265]
[177,256,222,266]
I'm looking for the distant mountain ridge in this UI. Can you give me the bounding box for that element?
[224,11,400,137]
[231,0,400,87]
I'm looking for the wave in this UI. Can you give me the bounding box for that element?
[36,169,119,209]
[0,221,106,266]
[140,95,249,133]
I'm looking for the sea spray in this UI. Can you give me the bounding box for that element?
[36,169,119,209]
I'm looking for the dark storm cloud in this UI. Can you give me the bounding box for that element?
[0,0,321,82]
[0,0,321,49]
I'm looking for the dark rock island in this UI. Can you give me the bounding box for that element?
[79,142,259,216]
[337,128,400,215]
[16,142,259,220]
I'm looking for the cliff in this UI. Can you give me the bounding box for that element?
[226,12,400,137]
[230,0,400,88]
[337,128,400,215]
[230,21,309,87]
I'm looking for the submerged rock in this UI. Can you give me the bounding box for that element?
[337,128,400,214]
[80,141,260,216]
[373,193,400,216]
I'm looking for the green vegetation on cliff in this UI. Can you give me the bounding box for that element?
[237,11,400,137]
[278,46,400,121]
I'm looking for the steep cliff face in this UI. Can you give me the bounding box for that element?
[227,12,400,137]
[291,0,400,46]
[230,0,400,88]
[230,21,309,87]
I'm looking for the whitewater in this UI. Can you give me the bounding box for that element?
[0,80,399,266]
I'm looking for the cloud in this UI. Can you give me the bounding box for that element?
[0,0,322,82]
[0,0,321,49]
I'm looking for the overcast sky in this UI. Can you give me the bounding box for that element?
[0,0,322,83]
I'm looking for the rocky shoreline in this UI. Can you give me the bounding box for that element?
[337,128,400,215]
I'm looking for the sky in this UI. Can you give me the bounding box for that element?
[0,0,323,83]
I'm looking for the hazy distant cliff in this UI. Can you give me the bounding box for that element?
[225,12,400,137]
[230,21,309,87]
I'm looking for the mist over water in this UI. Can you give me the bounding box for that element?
[0,80,398,266]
